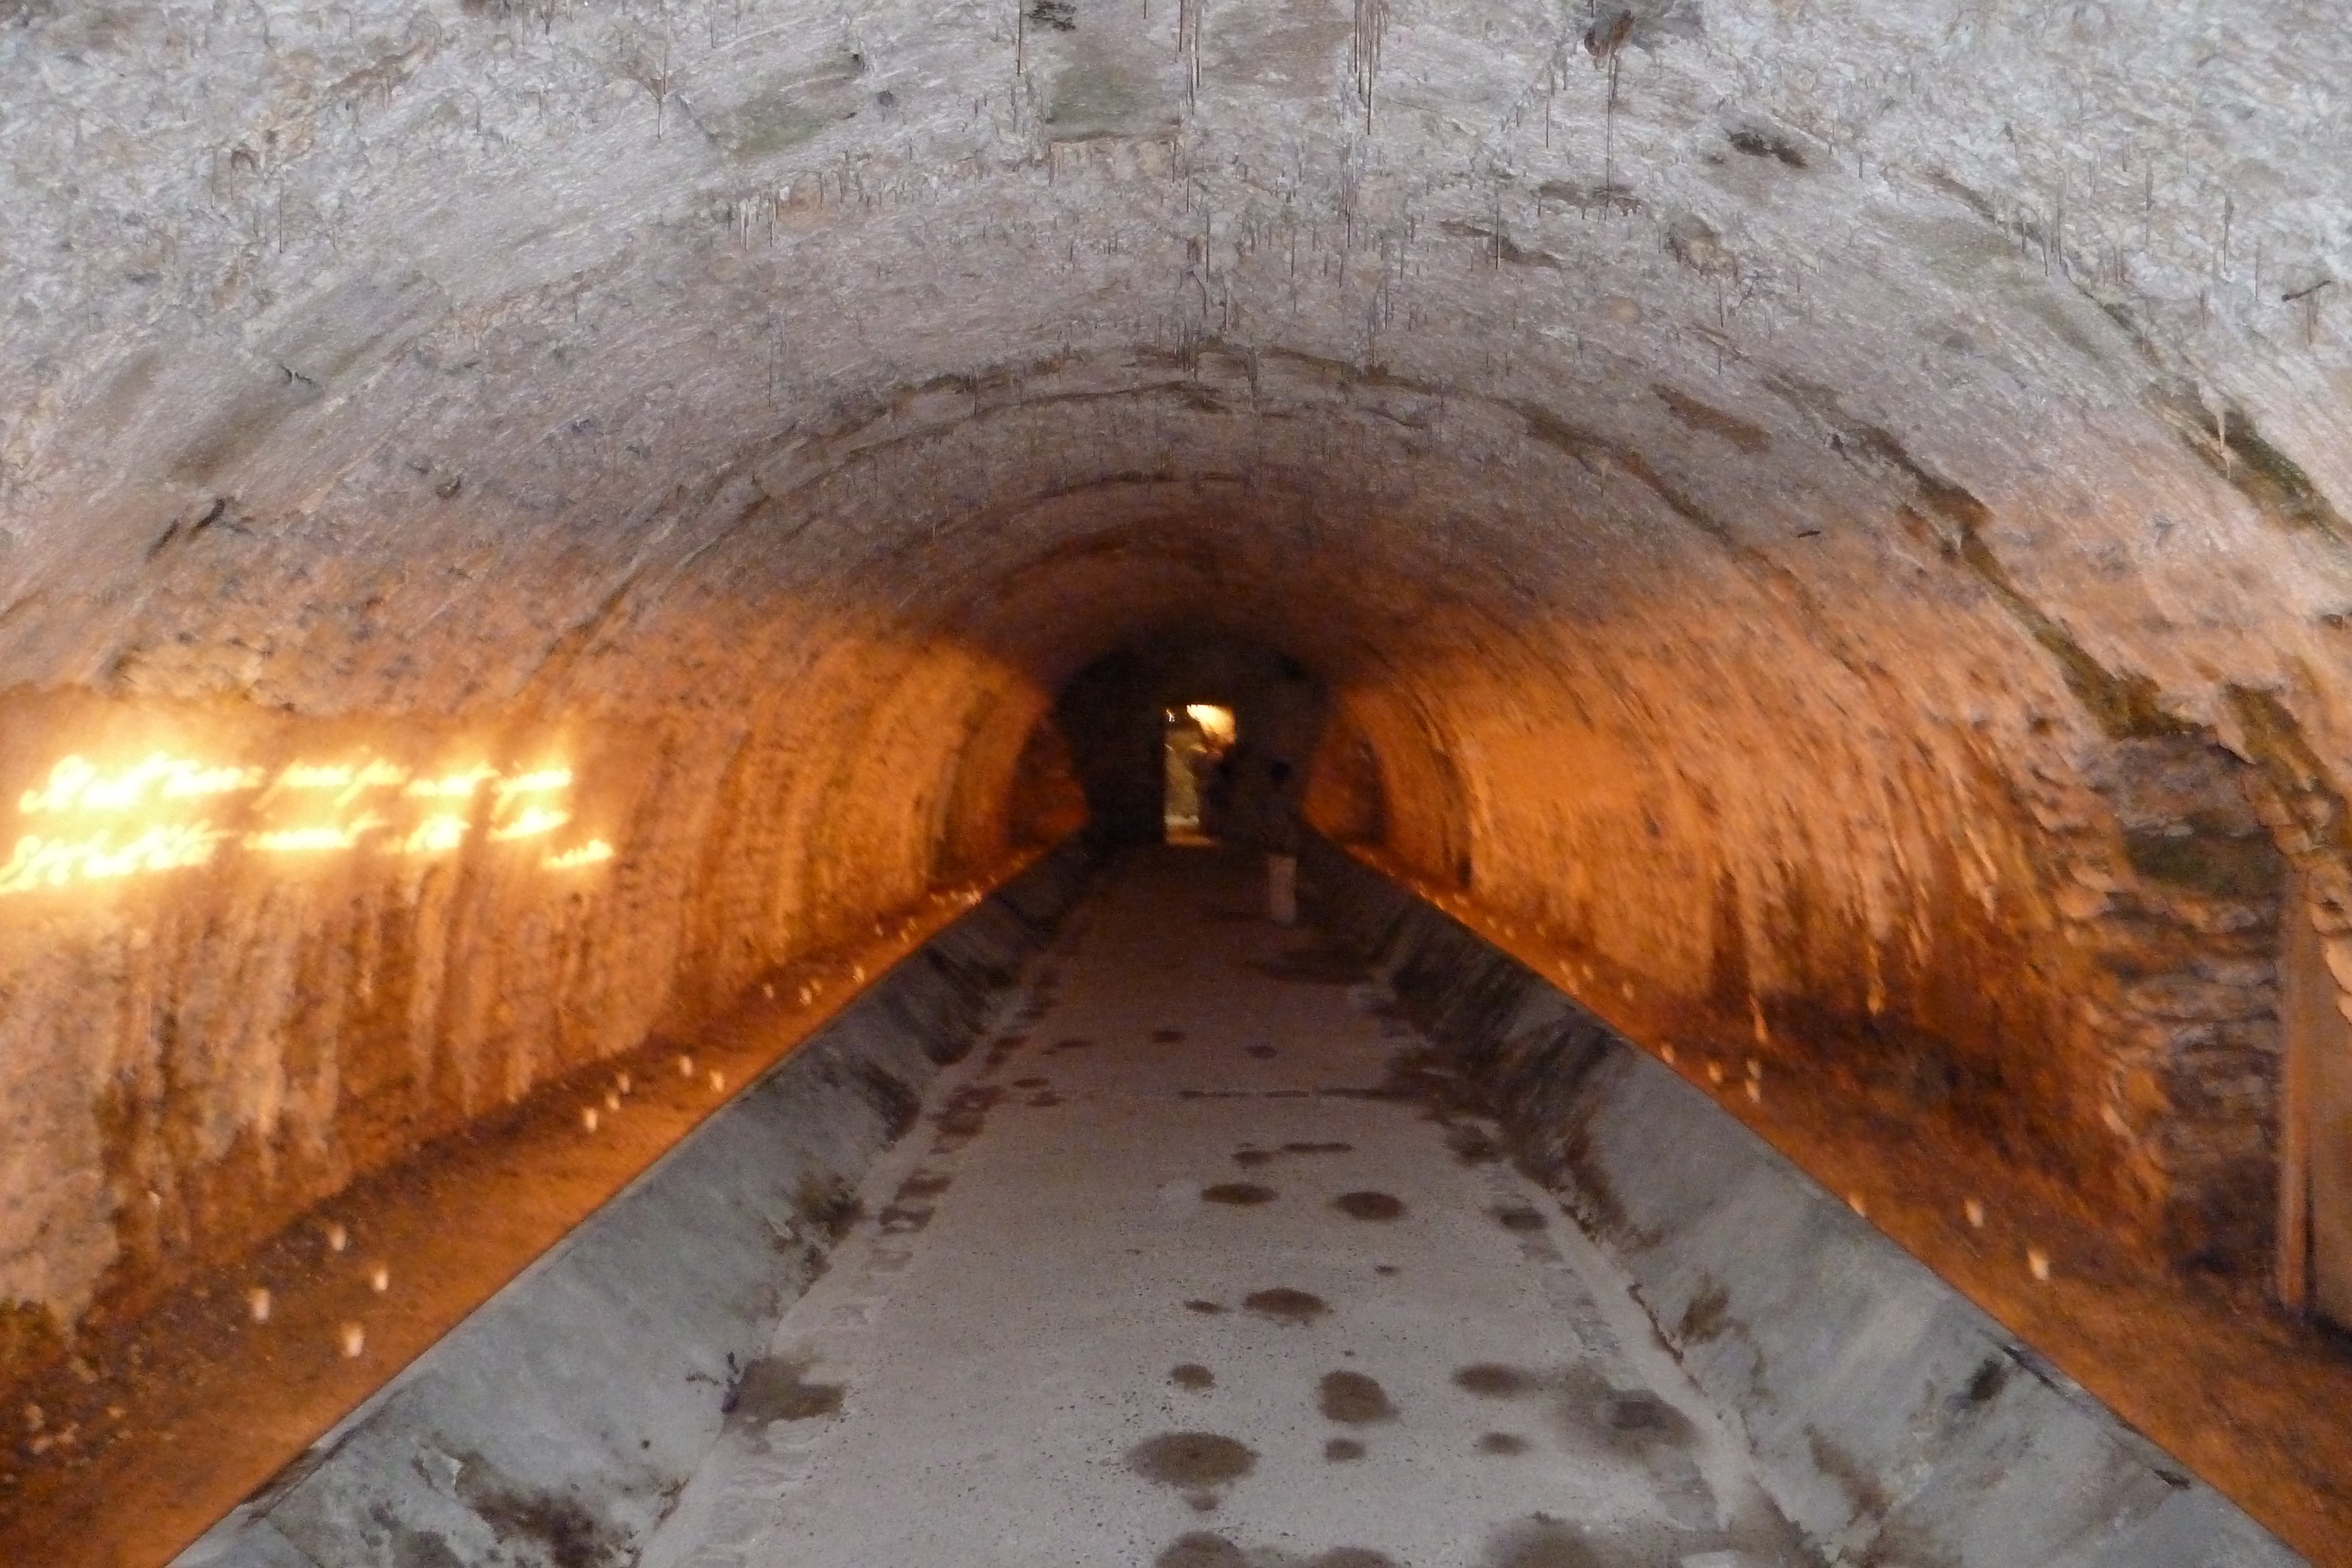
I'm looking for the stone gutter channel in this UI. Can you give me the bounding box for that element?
[178,835,2298,1567]
[174,834,1101,1568]
[1302,838,2300,1568]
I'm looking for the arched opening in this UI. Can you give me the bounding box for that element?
[1160,700,1233,843]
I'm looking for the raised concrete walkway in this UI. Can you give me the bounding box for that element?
[637,847,1809,1568]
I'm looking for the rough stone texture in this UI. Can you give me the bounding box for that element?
[168,832,1095,1568]
[1308,837,2303,1567]
[2,0,2351,1390]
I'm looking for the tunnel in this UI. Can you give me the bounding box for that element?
[3,0,2351,1562]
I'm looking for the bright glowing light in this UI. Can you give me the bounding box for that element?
[249,814,388,854]
[276,763,356,791]
[269,758,413,807]
[402,814,470,854]
[496,768,572,799]
[1184,704,1237,747]
[406,766,497,800]
[4,750,604,895]
[20,754,265,815]
[338,760,410,806]
[0,824,230,893]
[163,763,267,800]
[83,825,230,878]
[489,805,570,841]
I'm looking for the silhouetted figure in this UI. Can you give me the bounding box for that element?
[1262,759,1300,925]
[1198,746,1234,840]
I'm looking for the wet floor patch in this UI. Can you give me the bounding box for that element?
[1284,1141,1352,1155]
[1480,1514,1723,1568]
[1445,1126,1502,1165]
[1323,1437,1366,1462]
[1184,1299,1228,1315]
[1447,1358,1696,1461]
[1157,1535,1247,1568]
[1478,1432,1529,1455]
[724,1358,845,1427]
[1152,1028,1187,1043]
[1047,1037,1095,1054]
[1011,1076,1050,1089]
[1245,1044,1278,1059]
[1332,1191,1404,1221]
[1128,1432,1258,1489]
[1234,1149,1278,1168]
[853,1061,924,1141]
[1317,1370,1396,1424]
[1250,951,1369,985]
[1027,1091,1064,1107]
[1493,1204,1548,1232]
[1202,1182,1278,1206]
[793,1172,863,1241]
[464,1470,626,1568]
[1171,1363,1217,1391]
[1583,1386,1695,1456]
[932,1085,1002,1148]
[893,1171,952,1201]
[1550,1369,1718,1530]
[877,1203,933,1233]
[1484,1516,1603,1568]
[1154,1535,1402,1568]
[1454,1363,1538,1398]
[1241,1288,1329,1325]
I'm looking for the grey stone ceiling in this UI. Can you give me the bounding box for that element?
[0,0,2344,727]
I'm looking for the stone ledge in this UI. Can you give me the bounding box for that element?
[171,833,1101,1568]
[1304,835,2302,1568]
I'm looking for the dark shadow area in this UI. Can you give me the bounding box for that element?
[1053,634,1332,848]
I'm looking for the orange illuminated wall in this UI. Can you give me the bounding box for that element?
[1,749,613,897]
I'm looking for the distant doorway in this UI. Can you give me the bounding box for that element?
[1162,703,1236,844]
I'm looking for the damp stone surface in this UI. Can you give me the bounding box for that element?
[633,850,1809,1568]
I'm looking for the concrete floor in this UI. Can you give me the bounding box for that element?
[637,848,1811,1568]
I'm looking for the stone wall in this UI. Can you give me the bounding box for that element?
[4,0,2352,1398]
[172,834,1097,1568]
[1305,835,2301,1567]
[0,627,1077,1382]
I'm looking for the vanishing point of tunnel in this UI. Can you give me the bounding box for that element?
[2,0,2352,1563]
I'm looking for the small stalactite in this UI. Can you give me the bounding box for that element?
[1584,8,1632,198]
[1351,0,1388,135]
[1177,0,1204,106]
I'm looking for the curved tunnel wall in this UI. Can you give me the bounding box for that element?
[2,0,2351,1389]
